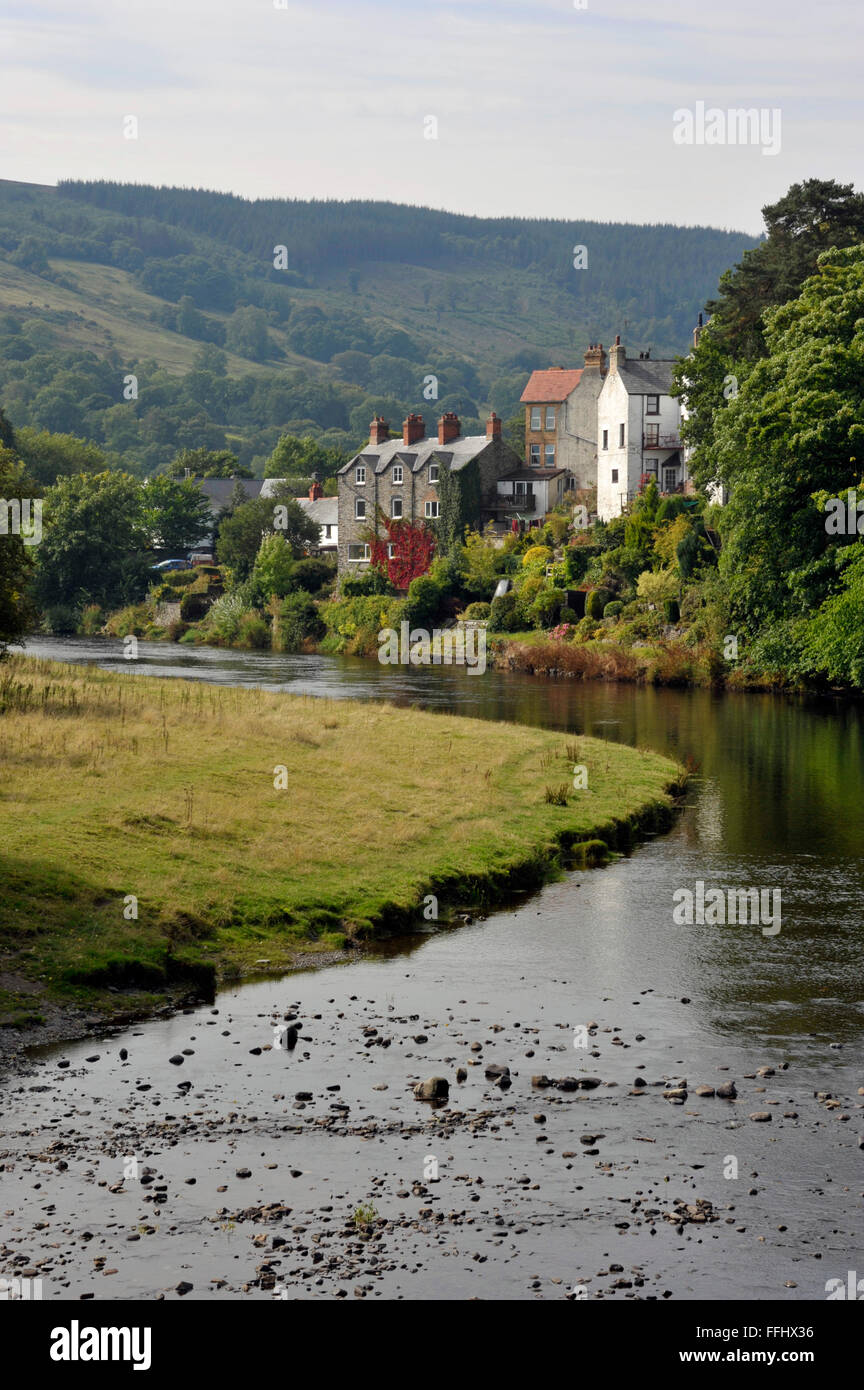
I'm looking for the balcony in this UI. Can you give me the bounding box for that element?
[498,493,536,510]
[642,433,681,450]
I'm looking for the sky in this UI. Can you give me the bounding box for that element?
[1,0,862,233]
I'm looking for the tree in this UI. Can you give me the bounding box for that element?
[14,428,108,486]
[225,306,271,362]
[251,533,295,600]
[167,447,250,479]
[0,445,38,652]
[141,475,212,554]
[34,471,150,610]
[715,243,864,634]
[216,486,317,581]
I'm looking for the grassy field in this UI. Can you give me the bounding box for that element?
[0,657,683,1030]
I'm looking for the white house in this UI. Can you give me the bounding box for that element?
[493,467,567,529]
[260,478,338,554]
[596,337,687,521]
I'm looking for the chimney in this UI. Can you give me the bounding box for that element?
[609,335,626,373]
[693,312,704,349]
[369,415,390,446]
[309,475,323,501]
[486,411,502,440]
[437,411,460,445]
[583,342,606,372]
[402,412,425,446]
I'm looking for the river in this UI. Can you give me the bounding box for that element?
[1,635,862,1302]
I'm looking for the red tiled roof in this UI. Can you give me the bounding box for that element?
[520,368,583,403]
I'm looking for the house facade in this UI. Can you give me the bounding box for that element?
[596,337,687,520]
[493,467,567,527]
[520,344,607,492]
[336,411,522,572]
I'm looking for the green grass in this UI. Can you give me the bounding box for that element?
[0,656,683,1027]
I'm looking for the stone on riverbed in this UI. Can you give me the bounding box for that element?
[413,1077,449,1101]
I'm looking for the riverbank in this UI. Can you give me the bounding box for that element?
[0,655,684,1047]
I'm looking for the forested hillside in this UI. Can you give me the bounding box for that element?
[0,178,758,475]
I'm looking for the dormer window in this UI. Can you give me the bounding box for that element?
[355,466,366,485]
[429,463,439,483]
[392,464,403,484]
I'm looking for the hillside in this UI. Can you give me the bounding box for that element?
[0,179,759,475]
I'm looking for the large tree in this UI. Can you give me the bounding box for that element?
[34,471,150,610]
[216,484,318,580]
[675,179,864,492]
[714,243,864,637]
[141,474,212,554]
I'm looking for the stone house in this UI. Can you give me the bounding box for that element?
[336,411,523,572]
[520,344,607,491]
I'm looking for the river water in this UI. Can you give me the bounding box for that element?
[1,636,862,1302]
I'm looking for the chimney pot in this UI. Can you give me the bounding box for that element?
[486,411,502,440]
[437,411,460,445]
[402,412,425,446]
[369,415,390,446]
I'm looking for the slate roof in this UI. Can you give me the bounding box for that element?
[498,468,567,482]
[296,496,338,527]
[520,369,583,403]
[340,434,496,475]
[197,478,265,515]
[615,358,677,395]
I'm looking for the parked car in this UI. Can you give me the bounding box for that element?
[150,558,190,572]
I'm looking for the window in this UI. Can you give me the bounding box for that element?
[391,496,403,519]
[611,468,619,483]
[564,475,576,491]
[425,500,439,518]
[644,422,659,446]
[545,406,556,430]
[428,463,439,483]
[323,525,331,539]
[530,407,542,430]
[544,444,555,467]
[646,395,660,415]
[530,443,540,466]
[347,543,370,562]
[355,498,366,520]
[602,429,608,450]
[392,465,403,484]
[387,543,396,559]
[355,466,366,485]
[619,423,625,447]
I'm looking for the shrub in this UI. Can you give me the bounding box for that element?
[488,591,521,632]
[462,601,491,620]
[402,573,445,627]
[664,598,681,623]
[236,611,271,649]
[522,544,553,571]
[559,605,577,624]
[585,587,611,620]
[528,587,566,628]
[290,557,335,593]
[78,604,103,635]
[604,599,624,619]
[164,569,197,588]
[166,619,189,642]
[103,604,150,638]
[341,568,391,597]
[180,591,210,621]
[41,604,79,635]
[251,532,295,601]
[272,592,324,652]
[202,591,245,644]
